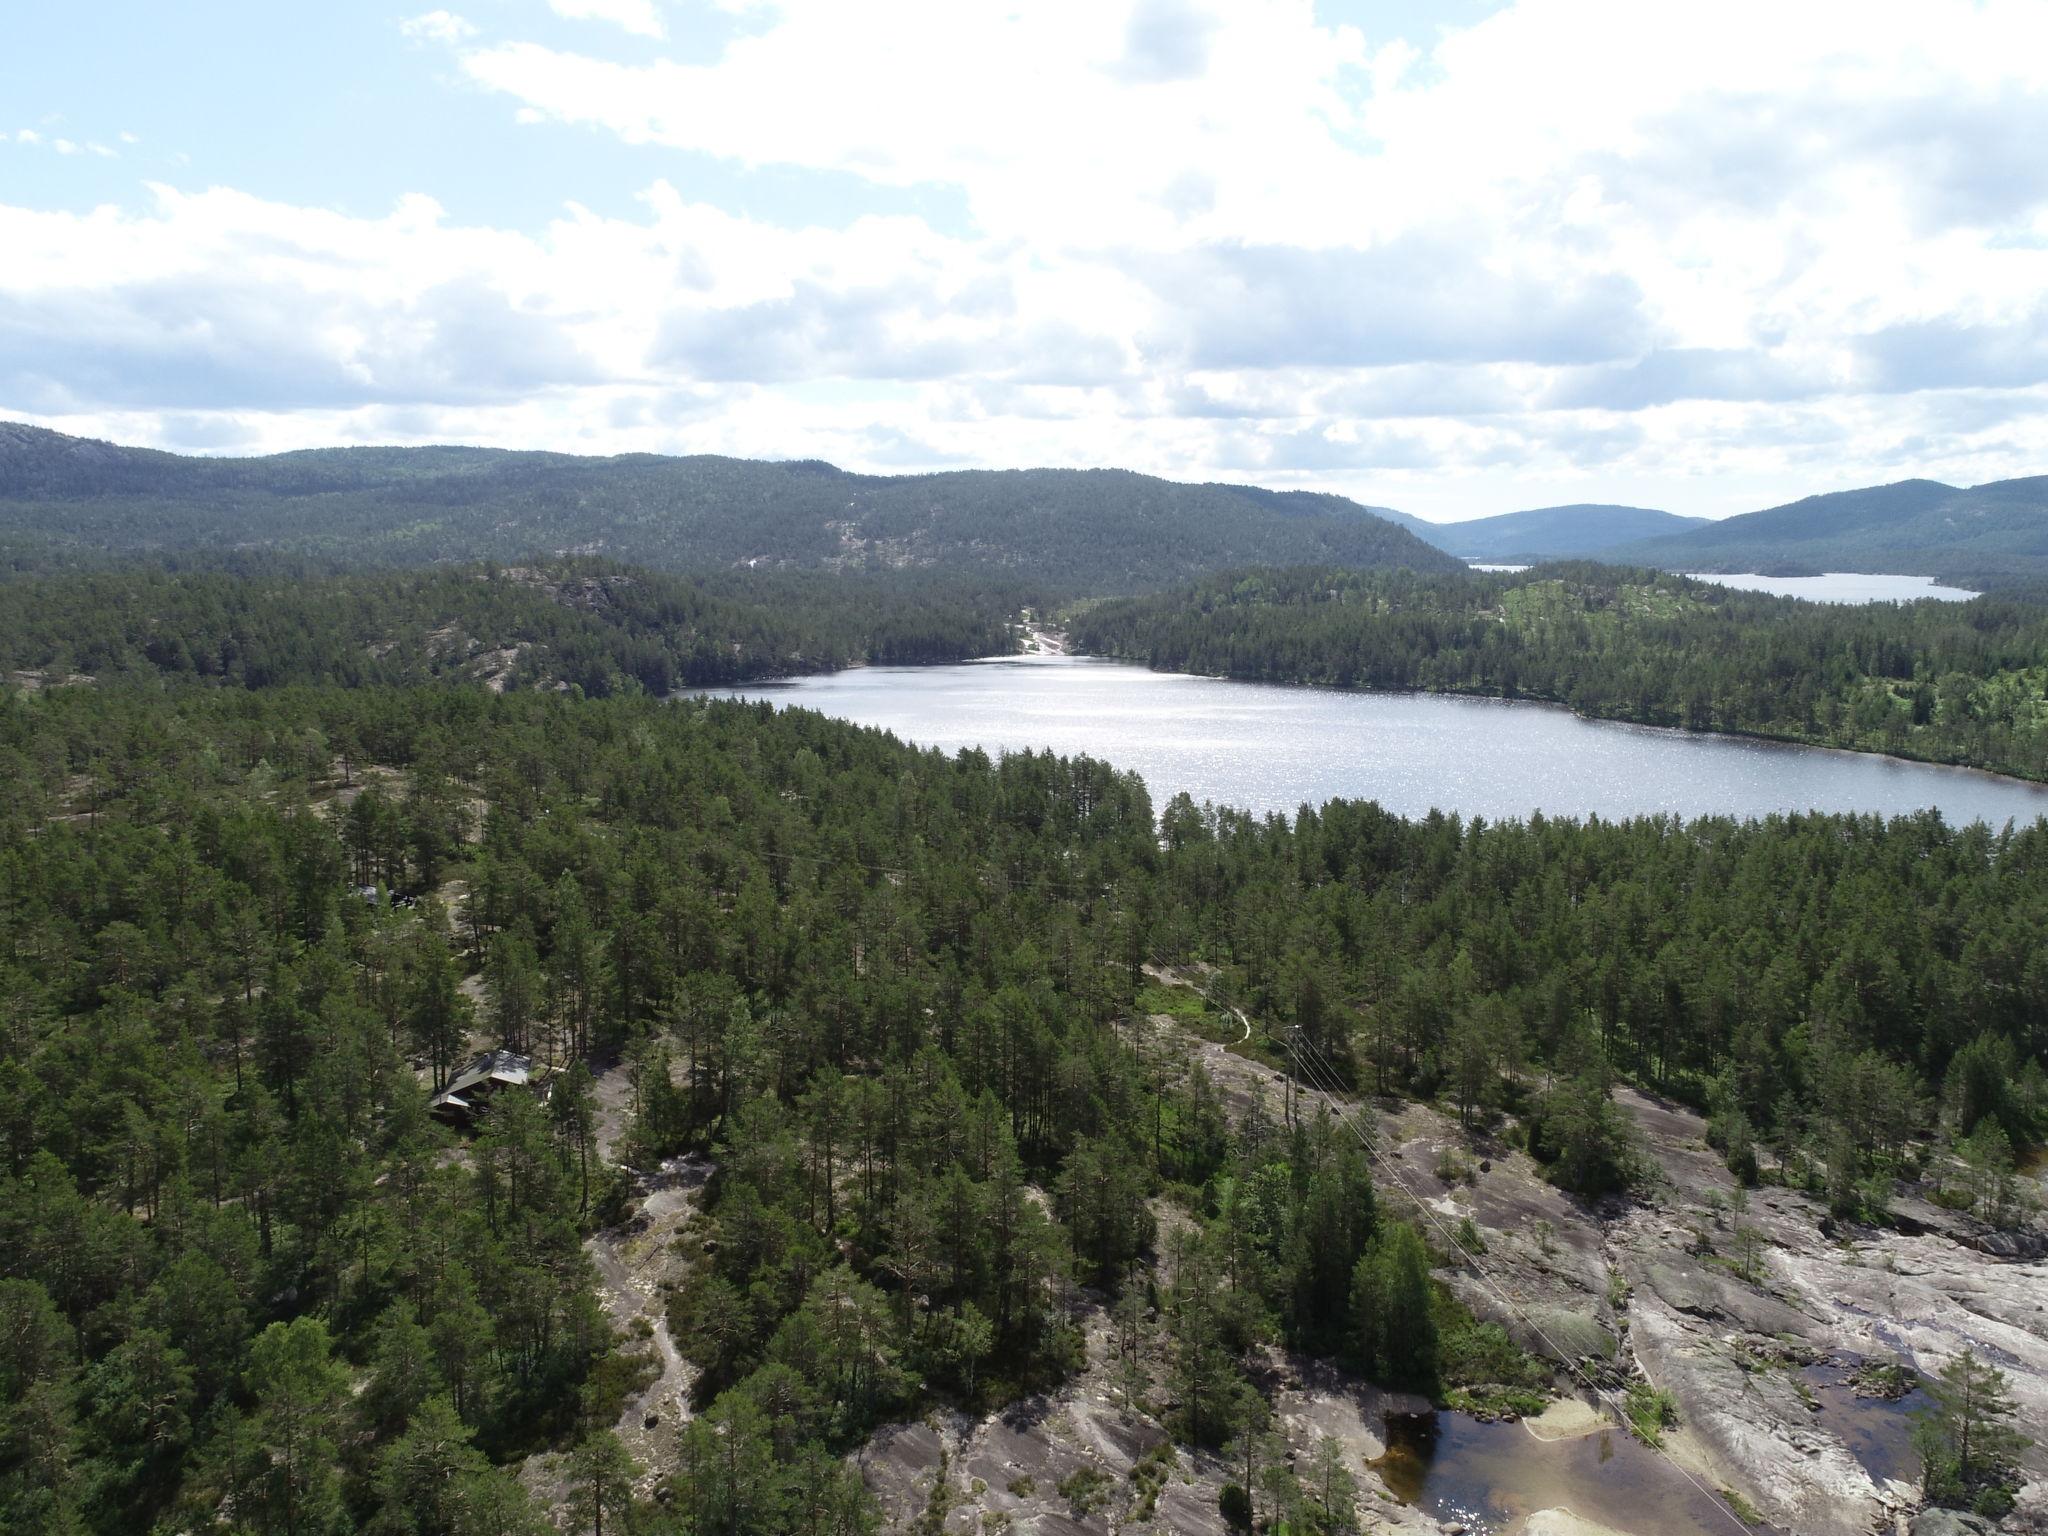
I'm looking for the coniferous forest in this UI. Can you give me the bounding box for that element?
[0,558,1034,694]
[5,602,2046,1530]
[12,5,2048,1529]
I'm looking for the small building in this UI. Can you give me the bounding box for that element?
[429,1048,536,1125]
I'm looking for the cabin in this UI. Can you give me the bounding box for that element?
[429,1048,537,1125]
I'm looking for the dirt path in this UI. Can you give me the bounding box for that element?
[588,1153,709,1487]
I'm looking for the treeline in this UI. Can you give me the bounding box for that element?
[3,677,2044,1531]
[0,557,1031,694]
[1153,792,2048,1206]
[1070,563,2048,780]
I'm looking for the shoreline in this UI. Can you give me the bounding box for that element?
[1069,648,2048,799]
[678,653,2048,827]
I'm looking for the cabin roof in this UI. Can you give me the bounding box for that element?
[430,1048,533,1113]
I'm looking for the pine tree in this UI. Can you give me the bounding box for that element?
[1352,1221,1438,1392]
[1913,1347,2030,1509]
[245,1318,349,1536]
[566,1430,638,1536]
[1305,1434,1359,1533]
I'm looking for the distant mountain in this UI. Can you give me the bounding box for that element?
[1610,476,2048,586]
[1383,503,1708,562]
[0,423,1460,591]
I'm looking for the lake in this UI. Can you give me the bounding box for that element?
[698,655,2048,827]
[1682,572,1978,603]
[1465,566,1979,604]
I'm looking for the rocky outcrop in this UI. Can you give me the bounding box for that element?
[1908,1509,1996,1536]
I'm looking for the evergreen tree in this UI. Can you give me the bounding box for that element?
[1351,1222,1438,1393]
[566,1431,638,1536]
[1913,1347,2031,1512]
[245,1318,350,1536]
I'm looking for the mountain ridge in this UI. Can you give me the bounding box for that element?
[1381,502,1708,561]
[0,422,1458,591]
[1610,475,2048,584]
[7,422,2046,589]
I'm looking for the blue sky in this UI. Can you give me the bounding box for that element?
[4,0,2046,521]
[0,1,988,232]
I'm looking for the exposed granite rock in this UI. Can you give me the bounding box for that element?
[1908,1509,1995,1536]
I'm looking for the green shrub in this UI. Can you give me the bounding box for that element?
[1218,1482,1252,1530]
[1057,1465,1112,1517]
[1625,1382,1677,1446]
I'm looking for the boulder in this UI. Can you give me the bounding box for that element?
[1908,1509,1995,1536]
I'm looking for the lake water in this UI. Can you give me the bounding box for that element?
[702,655,2048,827]
[1800,1363,1930,1488]
[1683,572,1979,603]
[1375,1410,1772,1536]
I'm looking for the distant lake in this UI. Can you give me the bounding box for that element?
[698,655,2048,827]
[1682,571,1978,603]
[1467,565,1977,604]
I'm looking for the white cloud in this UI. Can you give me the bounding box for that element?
[460,1,1367,246]
[7,0,2048,516]
[399,10,478,45]
[547,0,665,41]
[10,128,117,157]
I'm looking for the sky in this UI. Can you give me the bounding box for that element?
[3,0,2047,522]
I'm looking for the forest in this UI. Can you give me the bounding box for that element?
[1070,563,2048,781]
[4,654,2043,1533]
[0,558,1032,694]
[0,424,1456,591]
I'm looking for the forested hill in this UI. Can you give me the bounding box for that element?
[5,678,2046,1532]
[1382,503,1707,561]
[0,423,1459,590]
[0,558,1030,694]
[1069,563,2048,781]
[1608,474,2048,585]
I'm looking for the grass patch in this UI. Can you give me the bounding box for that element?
[1058,1465,1113,1517]
[1135,980,1210,1019]
[1135,981,1240,1044]
[1606,1268,1632,1311]
[1445,1384,1552,1418]
[1130,1440,1177,1522]
[1433,1285,1553,1413]
[1720,1485,1765,1525]
[1625,1381,1677,1447]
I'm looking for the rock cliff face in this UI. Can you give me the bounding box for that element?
[1458,1085,2047,1536]
[873,996,2048,1536]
